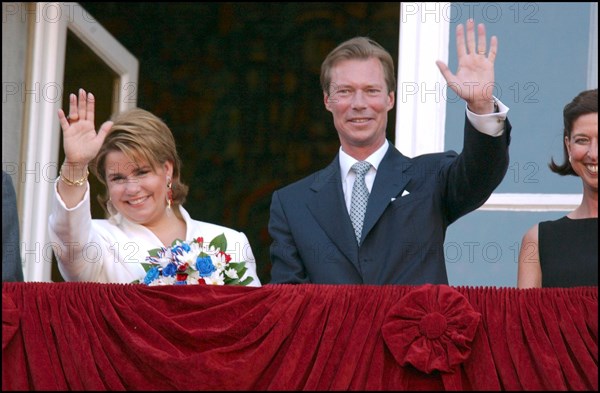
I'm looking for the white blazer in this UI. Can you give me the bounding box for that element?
[48,179,261,286]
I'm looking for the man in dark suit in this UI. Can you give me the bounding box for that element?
[3,170,24,281]
[268,20,511,284]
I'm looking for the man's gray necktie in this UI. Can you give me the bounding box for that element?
[350,161,371,244]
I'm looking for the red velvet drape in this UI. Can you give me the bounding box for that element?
[2,282,597,391]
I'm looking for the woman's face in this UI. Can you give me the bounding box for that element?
[566,112,598,193]
[105,150,173,226]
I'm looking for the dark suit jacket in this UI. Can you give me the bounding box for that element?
[269,116,511,284]
[2,170,24,281]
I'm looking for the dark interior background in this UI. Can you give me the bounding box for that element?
[56,3,400,283]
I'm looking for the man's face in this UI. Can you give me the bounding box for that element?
[324,57,394,158]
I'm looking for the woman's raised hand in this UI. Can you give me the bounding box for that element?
[57,88,114,166]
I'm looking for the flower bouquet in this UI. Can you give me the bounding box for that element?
[134,233,253,286]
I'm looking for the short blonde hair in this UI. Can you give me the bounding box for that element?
[92,108,189,216]
[320,36,396,95]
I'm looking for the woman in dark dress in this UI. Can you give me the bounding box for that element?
[518,89,598,288]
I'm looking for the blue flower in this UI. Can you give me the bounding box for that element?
[171,245,182,256]
[143,266,160,285]
[163,263,177,277]
[136,235,253,286]
[196,256,216,277]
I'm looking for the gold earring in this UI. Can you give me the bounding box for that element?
[166,177,173,216]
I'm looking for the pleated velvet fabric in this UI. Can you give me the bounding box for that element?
[2,282,597,391]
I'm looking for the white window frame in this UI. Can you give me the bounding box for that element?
[395,2,591,213]
[21,2,138,281]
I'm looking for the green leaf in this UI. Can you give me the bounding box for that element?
[209,233,227,252]
[227,262,247,277]
[224,276,253,286]
[140,263,156,273]
[227,262,245,271]
[237,267,248,277]
[147,248,162,257]
[224,277,240,285]
[171,238,185,247]
[223,263,253,285]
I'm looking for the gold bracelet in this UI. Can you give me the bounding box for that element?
[59,166,89,187]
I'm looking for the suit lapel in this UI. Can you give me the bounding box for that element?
[361,147,412,242]
[306,156,359,265]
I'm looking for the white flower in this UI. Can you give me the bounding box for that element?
[203,270,225,285]
[139,234,252,286]
[224,267,239,279]
[176,242,202,265]
[155,248,175,268]
[212,254,227,271]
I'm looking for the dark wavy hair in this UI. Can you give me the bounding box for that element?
[549,89,598,176]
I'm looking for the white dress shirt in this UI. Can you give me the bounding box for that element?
[339,98,510,213]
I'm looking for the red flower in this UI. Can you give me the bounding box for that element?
[218,251,232,263]
[177,263,189,273]
[381,284,481,373]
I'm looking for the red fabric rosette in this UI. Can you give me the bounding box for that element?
[381,284,481,374]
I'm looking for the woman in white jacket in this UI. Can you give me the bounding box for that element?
[48,89,261,286]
